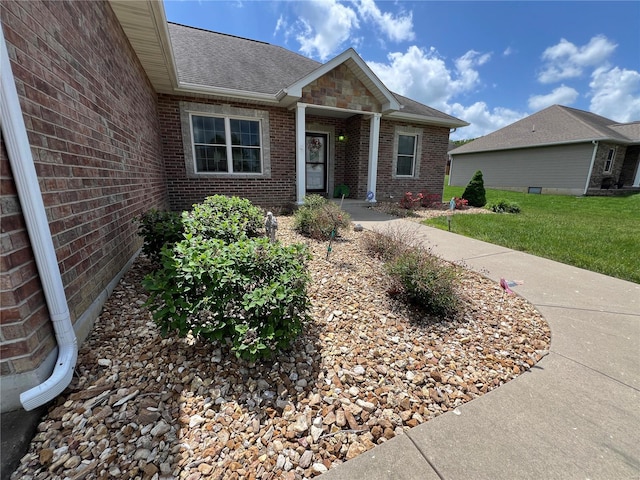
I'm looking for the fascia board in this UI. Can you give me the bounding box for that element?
[149,0,179,89]
[449,138,630,156]
[175,83,280,104]
[387,111,469,128]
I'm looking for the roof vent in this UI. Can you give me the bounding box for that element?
[532,124,535,132]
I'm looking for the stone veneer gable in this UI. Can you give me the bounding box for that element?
[301,64,381,113]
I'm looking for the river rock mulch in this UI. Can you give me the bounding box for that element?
[11,217,550,480]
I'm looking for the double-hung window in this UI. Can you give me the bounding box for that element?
[603,148,616,173]
[191,115,262,174]
[396,134,417,176]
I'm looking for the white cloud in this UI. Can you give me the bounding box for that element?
[368,46,451,109]
[294,0,359,60]
[368,46,523,139]
[448,102,526,140]
[356,0,415,42]
[277,0,416,60]
[589,66,640,122]
[528,85,579,111]
[503,46,515,57]
[368,46,490,113]
[453,50,491,94]
[538,35,617,84]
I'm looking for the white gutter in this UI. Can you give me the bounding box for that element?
[174,83,280,104]
[0,24,78,411]
[584,140,599,195]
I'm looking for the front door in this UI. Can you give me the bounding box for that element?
[305,133,328,193]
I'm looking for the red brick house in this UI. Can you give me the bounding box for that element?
[0,0,466,412]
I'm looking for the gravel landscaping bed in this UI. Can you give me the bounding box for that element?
[12,218,550,480]
[371,201,494,221]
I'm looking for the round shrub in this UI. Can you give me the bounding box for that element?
[385,248,460,318]
[143,236,311,361]
[489,199,521,214]
[294,194,351,240]
[462,170,487,207]
[182,195,264,243]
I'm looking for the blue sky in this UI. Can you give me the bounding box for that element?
[163,1,640,140]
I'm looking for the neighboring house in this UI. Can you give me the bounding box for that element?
[449,105,640,196]
[0,0,466,412]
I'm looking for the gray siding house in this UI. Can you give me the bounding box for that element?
[449,105,640,196]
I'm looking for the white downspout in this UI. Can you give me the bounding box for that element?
[1,24,78,411]
[366,113,381,202]
[583,140,599,195]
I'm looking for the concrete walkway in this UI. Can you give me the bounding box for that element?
[321,204,640,480]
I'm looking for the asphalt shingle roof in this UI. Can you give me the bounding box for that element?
[392,93,465,123]
[168,23,321,95]
[167,22,465,126]
[450,105,639,155]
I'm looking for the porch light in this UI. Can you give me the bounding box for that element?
[337,132,346,142]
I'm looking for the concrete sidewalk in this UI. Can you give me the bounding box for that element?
[320,204,640,480]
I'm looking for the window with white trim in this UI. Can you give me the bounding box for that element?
[191,115,262,173]
[603,148,616,173]
[392,126,423,178]
[180,102,271,178]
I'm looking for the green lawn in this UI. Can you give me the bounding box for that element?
[424,184,640,284]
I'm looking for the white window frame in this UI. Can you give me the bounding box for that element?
[392,125,423,179]
[603,147,616,173]
[180,101,271,178]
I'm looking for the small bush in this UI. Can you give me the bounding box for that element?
[143,236,311,361]
[420,192,442,208]
[362,224,425,262]
[294,194,351,240]
[399,191,423,210]
[136,209,184,265]
[489,199,521,214]
[385,248,459,318]
[182,195,264,243]
[453,197,469,210]
[462,170,487,207]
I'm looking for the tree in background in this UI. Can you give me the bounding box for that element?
[462,170,487,207]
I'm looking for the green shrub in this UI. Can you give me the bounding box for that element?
[462,170,487,207]
[294,194,351,240]
[182,195,264,243]
[489,199,521,214]
[143,235,311,361]
[135,209,184,265]
[385,248,459,318]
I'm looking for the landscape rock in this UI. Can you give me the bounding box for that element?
[9,217,550,480]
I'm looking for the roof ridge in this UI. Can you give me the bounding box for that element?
[610,120,640,126]
[556,104,616,138]
[168,21,271,46]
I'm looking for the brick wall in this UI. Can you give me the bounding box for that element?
[158,97,449,209]
[160,95,352,211]
[376,120,449,202]
[0,0,168,385]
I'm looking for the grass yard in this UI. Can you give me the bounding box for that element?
[425,183,640,284]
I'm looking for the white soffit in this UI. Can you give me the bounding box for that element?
[109,0,178,93]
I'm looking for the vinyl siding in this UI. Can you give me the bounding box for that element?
[450,143,594,192]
